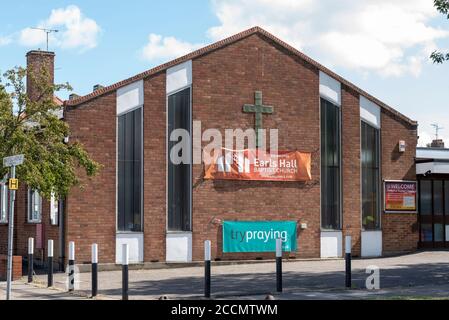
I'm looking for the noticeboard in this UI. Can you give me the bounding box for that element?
[384,180,417,213]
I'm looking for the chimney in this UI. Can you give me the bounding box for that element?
[93,84,104,92]
[26,50,55,102]
[69,93,80,100]
[430,139,445,148]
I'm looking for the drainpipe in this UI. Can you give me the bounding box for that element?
[58,198,66,272]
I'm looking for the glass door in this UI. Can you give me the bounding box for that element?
[418,178,449,248]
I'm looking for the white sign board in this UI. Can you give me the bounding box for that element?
[3,154,25,167]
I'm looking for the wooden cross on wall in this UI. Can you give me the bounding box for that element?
[243,91,274,148]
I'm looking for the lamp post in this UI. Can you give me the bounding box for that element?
[3,154,24,301]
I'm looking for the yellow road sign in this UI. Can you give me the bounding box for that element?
[9,178,18,190]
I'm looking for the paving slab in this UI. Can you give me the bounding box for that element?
[0,281,87,300]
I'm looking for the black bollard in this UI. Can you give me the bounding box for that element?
[48,240,54,287]
[28,238,34,283]
[276,238,283,293]
[204,240,211,298]
[92,244,98,297]
[68,241,75,292]
[345,236,352,289]
[122,244,129,300]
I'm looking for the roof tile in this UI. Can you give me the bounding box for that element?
[64,26,417,127]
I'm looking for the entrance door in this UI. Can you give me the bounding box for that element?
[418,178,449,248]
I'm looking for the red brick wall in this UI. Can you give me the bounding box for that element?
[341,85,362,257]
[381,110,419,254]
[0,255,22,281]
[64,92,117,263]
[143,73,167,262]
[191,34,321,260]
[0,186,59,263]
[27,33,418,264]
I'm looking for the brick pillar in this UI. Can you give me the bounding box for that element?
[341,85,361,257]
[0,255,23,281]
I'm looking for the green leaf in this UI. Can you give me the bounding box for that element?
[0,67,100,199]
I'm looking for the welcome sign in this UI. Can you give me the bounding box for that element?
[384,180,417,212]
[223,221,297,253]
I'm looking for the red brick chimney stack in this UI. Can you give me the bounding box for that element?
[26,50,55,102]
[430,139,445,148]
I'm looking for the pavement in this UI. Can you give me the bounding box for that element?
[1,251,449,300]
[0,282,85,300]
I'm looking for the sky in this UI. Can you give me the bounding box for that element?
[1,0,449,147]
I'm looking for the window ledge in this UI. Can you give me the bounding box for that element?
[116,231,144,235]
[166,230,193,234]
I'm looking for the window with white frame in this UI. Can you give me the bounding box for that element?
[28,189,42,223]
[50,193,59,226]
[0,183,8,223]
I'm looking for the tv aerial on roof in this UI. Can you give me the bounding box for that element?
[431,123,444,140]
[31,27,59,51]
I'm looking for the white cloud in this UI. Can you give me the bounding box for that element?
[141,34,203,63]
[205,0,449,77]
[19,5,100,51]
[139,0,448,76]
[0,36,12,46]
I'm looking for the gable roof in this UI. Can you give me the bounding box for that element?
[54,95,63,106]
[64,26,417,127]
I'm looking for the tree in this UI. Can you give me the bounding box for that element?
[431,0,449,63]
[0,66,100,199]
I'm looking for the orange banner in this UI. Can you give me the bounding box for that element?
[204,149,312,181]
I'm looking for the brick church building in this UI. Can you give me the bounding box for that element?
[0,27,419,267]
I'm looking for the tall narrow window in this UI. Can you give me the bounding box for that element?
[320,98,341,230]
[28,189,42,223]
[361,121,381,230]
[118,107,143,232]
[168,87,192,231]
[0,183,8,223]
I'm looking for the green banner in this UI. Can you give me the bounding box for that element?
[223,221,297,253]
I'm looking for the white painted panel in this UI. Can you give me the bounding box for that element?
[416,162,434,175]
[320,231,343,258]
[319,71,341,106]
[361,231,382,257]
[417,162,449,175]
[166,233,193,262]
[434,162,449,174]
[117,80,144,115]
[166,60,192,95]
[416,148,449,160]
[360,96,381,129]
[116,233,144,264]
